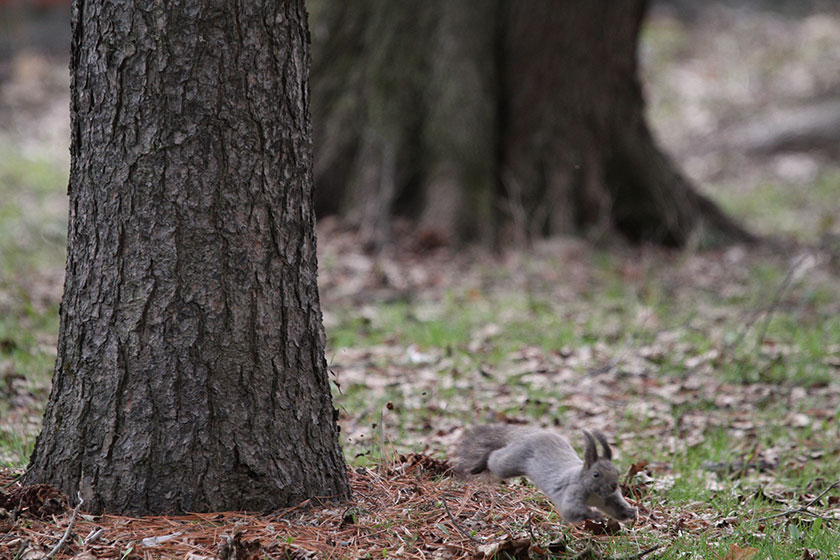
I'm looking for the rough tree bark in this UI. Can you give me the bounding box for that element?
[309,0,755,248]
[24,0,350,514]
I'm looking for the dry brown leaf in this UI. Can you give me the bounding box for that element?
[0,484,67,519]
[722,544,758,560]
[475,536,530,559]
[19,544,50,560]
[627,461,649,478]
[215,532,262,560]
[580,517,622,535]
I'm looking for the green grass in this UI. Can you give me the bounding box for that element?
[0,144,66,468]
[717,170,840,242]
[599,418,840,559]
[0,145,67,272]
[0,428,34,469]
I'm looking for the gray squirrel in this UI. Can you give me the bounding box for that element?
[453,424,637,524]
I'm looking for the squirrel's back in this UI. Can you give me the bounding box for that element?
[452,424,528,475]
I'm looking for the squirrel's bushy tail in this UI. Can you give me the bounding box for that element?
[453,424,518,475]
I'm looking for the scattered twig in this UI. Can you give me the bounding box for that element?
[701,458,776,475]
[83,527,105,545]
[46,492,84,559]
[441,495,482,544]
[12,539,29,560]
[725,254,807,357]
[572,542,662,560]
[526,511,537,543]
[572,544,599,559]
[587,334,635,376]
[734,442,761,481]
[755,508,832,523]
[571,304,689,403]
[2,467,30,488]
[755,480,840,523]
[803,480,840,508]
[587,308,657,376]
[140,531,185,547]
[614,544,663,560]
[753,255,808,348]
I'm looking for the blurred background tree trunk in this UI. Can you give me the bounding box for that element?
[309,0,755,248]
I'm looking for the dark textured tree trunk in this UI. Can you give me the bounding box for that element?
[309,0,755,248]
[24,0,350,515]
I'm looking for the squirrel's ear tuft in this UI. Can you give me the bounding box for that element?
[582,430,598,468]
[593,431,612,461]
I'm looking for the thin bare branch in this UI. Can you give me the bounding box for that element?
[572,543,663,560]
[441,495,482,544]
[755,480,840,523]
[46,492,84,559]
[614,544,663,560]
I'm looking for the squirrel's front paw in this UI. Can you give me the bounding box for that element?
[562,508,604,524]
[584,510,606,523]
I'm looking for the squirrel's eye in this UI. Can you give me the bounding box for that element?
[593,471,599,478]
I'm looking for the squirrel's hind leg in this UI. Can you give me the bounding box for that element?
[486,438,535,478]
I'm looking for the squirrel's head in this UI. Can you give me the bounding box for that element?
[580,430,637,522]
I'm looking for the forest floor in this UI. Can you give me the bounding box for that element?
[2,2,840,559]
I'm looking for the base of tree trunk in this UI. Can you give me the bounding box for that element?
[25,0,351,515]
[606,115,757,247]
